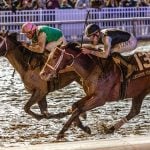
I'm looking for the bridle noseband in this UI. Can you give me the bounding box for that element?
[0,35,8,56]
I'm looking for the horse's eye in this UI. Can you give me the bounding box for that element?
[53,56,57,60]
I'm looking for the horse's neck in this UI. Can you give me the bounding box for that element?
[56,71,80,90]
[72,56,118,82]
[6,49,26,77]
[72,60,100,81]
[72,62,87,79]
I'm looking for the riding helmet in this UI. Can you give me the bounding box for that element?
[21,22,37,34]
[85,24,100,37]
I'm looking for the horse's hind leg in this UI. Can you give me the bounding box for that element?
[107,93,145,133]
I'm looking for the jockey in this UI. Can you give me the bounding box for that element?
[82,23,137,78]
[21,22,67,53]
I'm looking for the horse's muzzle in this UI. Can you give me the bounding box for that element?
[40,69,57,81]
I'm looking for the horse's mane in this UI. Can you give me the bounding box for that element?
[62,42,98,71]
[7,32,46,70]
[64,42,114,75]
[65,42,81,52]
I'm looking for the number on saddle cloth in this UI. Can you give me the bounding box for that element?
[132,52,150,79]
[112,51,150,80]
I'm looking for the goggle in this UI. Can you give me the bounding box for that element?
[25,24,34,35]
[88,32,99,38]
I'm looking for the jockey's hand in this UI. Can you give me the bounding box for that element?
[81,48,92,55]
[22,42,30,48]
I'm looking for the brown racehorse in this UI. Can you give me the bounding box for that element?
[0,32,84,121]
[40,42,150,139]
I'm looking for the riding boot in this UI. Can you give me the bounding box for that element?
[112,55,136,79]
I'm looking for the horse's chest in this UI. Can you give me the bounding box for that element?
[22,71,46,92]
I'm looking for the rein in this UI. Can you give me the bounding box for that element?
[45,47,76,72]
[0,36,8,56]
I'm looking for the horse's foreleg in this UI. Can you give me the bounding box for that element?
[73,117,91,134]
[71,96,92,134]
[57,95,105,139]
[38,96,48,115]
[38,96,71,119]
[57,108,81,140]
[24,90,46,120]
[57,96,90,139]
[107,93,145,133]
[71,95,106,135]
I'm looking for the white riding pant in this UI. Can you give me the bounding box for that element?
[111,34,137,53]
[46,36,67,52]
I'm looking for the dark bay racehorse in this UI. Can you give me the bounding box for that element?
[0,32,83,121]
[40,42,150,139]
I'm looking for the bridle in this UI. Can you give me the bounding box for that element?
[44,47,76,74]
[0,35,8,56]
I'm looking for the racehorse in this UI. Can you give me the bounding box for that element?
[0,32,83,121]
[40,42,150,139]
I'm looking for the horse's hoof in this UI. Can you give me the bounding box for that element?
[35,115,45,121]
[80,112,87,120]
[67,108,72,114]
[45,113,55,119]
[42,112,51,119]
[105,126,115,134]
[84,126,91,134]
[57,133,64,140]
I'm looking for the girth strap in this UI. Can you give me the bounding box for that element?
[120,79,127,100]
[118,64,128,100]
[47,75,60,92]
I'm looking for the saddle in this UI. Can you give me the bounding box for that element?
[112,52,136,80]
[112,52,150,80]
[97,51,150,99]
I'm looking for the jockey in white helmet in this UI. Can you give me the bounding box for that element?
[82,23,137,78]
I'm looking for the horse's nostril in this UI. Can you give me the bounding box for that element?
[40,72,45,77]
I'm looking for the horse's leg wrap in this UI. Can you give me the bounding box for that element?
[114,117,128,130]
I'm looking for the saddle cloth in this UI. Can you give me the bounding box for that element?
[123,52,150,80]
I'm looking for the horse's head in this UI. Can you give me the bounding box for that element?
[0,31,18,56]
[40,46,75,81]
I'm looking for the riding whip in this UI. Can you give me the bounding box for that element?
[80,10,90,48]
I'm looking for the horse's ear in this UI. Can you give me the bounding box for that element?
[4,30,9,37]
[9,32,18,41]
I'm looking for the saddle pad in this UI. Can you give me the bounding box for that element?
[131,52,150,79]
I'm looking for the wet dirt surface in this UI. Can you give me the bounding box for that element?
[0,41,150,148]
